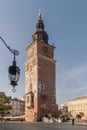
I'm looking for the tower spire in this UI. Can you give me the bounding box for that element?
[32,10,49,44]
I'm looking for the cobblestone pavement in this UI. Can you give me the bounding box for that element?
[0,122,87,130]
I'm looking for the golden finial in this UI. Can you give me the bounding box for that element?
[38,9,42,19]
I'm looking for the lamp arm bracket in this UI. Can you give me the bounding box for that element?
[0,36,19,56]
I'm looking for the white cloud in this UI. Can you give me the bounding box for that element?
[57,63,87,104]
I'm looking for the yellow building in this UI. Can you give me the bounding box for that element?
[68,96,87,120]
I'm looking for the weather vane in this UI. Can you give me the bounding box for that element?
[38,9,42,19]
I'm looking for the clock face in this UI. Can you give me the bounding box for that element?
[43,46,48,53]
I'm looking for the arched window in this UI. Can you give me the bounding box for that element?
[30,83,32,90]
[26,92,34,108]
[30,64,32,71]
[27,96,29,103]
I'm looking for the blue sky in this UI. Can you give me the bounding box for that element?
[0,0,87,105]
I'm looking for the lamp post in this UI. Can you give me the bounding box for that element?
[0,36,20,92]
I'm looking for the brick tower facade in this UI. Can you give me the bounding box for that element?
[25,11,58,122]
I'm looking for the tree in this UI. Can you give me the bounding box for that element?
[76,112,84,120]
[0,92,12,121]
[76,114,81,119]
[79,112,84,119]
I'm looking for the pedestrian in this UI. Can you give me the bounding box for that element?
[72,118,74,125]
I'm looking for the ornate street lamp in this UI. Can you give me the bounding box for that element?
[0,36,20,92]
[8,52,20,92]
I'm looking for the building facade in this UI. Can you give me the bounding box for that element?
[0,92,25,118]
[58,104,68,115]
[25,12,58,122]
[68,96,87,120]
[10,98,25,117]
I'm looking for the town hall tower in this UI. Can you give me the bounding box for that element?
[25,11,58,121]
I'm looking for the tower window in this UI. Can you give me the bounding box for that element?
[39,34,43,40]
[27,96,29,103]
[30,64,32,71]
[41,83,44,90]
[30,83,32,90]
[26,92,34,108]
[42,85,43,89]
[35,34,38,40]
[31,95,34,104]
